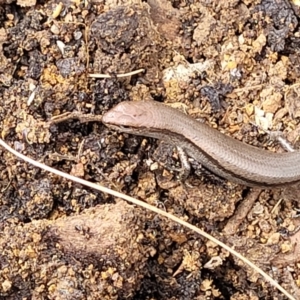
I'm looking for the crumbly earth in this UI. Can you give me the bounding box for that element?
[0,0,300,299]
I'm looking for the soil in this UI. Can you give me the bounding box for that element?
[0,0,300,299]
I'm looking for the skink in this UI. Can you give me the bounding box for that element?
[102,101,300,187]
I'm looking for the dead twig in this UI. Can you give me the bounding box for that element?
[88,68,145,78]
[50,112,102,124]
[223,188,262,235]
